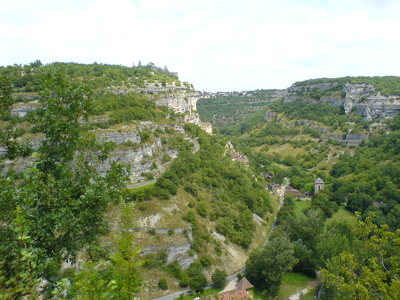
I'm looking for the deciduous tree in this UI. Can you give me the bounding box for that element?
[0,69,129,297]
[245,236,298,297]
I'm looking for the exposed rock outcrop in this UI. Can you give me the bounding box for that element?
[264,111,278,123]
[96,139,179,182]
[155,92,202,125]
[284,82,400,120]
[140,243,196,269]
[11,102,39,117]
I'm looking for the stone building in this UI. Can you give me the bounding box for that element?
[314,177,324,193]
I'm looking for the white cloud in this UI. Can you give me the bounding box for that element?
[1,0,400,91]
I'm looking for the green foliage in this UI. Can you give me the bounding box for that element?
[0,70,131,297]
[0,77,33,159]
[143,250,167,268]
[245,236,298,297]
[152,131,271,248]
[65,203,142,300]
[28,68,94,164]
[294,76,400,97]
[321,214,400,299]
[0,61,181,93]
[0,75,14,120]
[311,190,338,218]
[268,100,359,128]
[161,153,172,163]
[189,274,208,294]
[165,261,183,280]
[211,269,228,288]
[288,209,326,250]
[158,278,168,290]
[197,90,278,131]
[197,200,209,217]
[330,130,400,217]
[315,220,354,268]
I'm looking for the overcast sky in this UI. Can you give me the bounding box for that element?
[1,0,399,92]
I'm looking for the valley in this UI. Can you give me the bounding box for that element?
[1,62,400,299]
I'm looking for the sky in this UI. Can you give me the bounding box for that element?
[1,0,400,92]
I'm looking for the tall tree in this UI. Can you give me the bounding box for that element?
[0,75,14,119]
[63,203,142,300]
[245,236,298,297]
[0,69,129,297]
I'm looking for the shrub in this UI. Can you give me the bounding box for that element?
[189,274,208,293]
[161,153,172,163]
[166,261,183,279]
[197,201,209,218]
[212,269,228,288]
[158,278,168,290]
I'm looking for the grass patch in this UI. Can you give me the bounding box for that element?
[293,199,311,215]
[127,182,155,195]
[266,144,306,158]
[260,194,280,245]
[303,286,319,299]
[327,206,356,226]
[278,273,315,300]
[253,288,269,300]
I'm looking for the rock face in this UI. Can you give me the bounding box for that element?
[264,111,278,123]
[140,243,196,269]
[11,102,39,117]
[323,132,369,146]
[284,83,400,120]
[5,88,201,181]
[97,138,179,182]
[95,122,191,181]
[155,92,202,125]
[356,100,400,120]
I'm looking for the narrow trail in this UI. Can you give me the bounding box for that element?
[287,272,321,300]
[126,179,156,189]
[263,177,289,247]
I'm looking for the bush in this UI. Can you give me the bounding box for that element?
[158,278,168,290]
[197,201,209,218]
[200,255,212,267]
[212,269,228,288]
[189,274,208,293]
[166,261,183,279]
[141,172,154,180]
[161,153,172,163]
[179,274,190,288]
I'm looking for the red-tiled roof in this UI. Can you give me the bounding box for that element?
[204,278,254,300]
[216,290,252,300]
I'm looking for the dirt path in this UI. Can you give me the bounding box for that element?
[126,179,156,189]
[287,273,321,300]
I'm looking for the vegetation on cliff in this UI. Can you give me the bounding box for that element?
[293,76,400,97]
[0,63,273,298]
[0,60,183,92]
[198,76,400,298]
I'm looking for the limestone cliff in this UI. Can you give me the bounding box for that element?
[4,88,202,182]
[284,82,400,120]
[155,91,202,125]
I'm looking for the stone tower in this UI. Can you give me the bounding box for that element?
[314,177,324,194]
